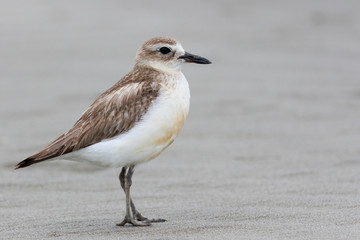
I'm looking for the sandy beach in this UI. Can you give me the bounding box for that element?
[1,1,360,239]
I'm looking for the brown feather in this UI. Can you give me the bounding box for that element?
[15,66,162,169]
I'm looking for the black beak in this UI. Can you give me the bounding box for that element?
[178,52,212,64]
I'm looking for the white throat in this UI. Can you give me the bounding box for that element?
[147,61,182,74]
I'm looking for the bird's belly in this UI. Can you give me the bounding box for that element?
[66,89,189,168]
[137,95,189,160]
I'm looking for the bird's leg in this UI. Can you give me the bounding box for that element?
[117,166,150,226]
[125,167,166,223]
[117,166,166,226]
[119,167,143,221]
[119,167,141,220]
[126,167,166,223]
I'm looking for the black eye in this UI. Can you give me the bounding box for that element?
[159,47,171,54]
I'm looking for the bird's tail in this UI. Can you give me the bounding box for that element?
[14,158,45,169]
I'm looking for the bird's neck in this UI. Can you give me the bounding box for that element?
[133,65,186,92]
[135,61,182,75]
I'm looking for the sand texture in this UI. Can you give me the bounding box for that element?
[1,1,360,239]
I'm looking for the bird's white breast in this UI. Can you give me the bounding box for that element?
[64,72,190,168]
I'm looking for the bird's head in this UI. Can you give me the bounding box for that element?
[135,36,211,72]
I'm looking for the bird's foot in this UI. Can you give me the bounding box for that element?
[116,215,151,227]
[116,213,166,227]
[134,212,166,223]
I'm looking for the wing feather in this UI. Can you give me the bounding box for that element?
[15,67,161,168]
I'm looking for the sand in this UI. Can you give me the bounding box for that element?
[1,0,360,239]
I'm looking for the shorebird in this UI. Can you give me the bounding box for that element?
[15,36,211,226]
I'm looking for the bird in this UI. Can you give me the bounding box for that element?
[14,36,211,226]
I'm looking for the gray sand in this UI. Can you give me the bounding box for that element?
[1,1,360,239]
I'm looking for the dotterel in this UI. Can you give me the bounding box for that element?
[15,36,211,226]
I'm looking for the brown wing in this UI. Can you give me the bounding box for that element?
[15,67,161,169]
